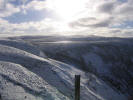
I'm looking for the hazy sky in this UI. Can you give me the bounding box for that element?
[0,0,133,37]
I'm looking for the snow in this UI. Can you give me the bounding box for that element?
[48,59,126,100]
[0,61,69,100]
[0,37,127,100]
[82,52,109,74]
[31,36,133,97]
[0,39,47,58]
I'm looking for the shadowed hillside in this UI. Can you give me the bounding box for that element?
[0,36,127,100]
[21,35,133,98]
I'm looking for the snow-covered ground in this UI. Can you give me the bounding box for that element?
[0,36,128,100]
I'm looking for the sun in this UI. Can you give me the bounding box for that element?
[47,0,87,22]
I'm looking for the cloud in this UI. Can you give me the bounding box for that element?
[0,0,133,37]
[70,17,114,28]
[0,0,5,9]
[0,1,20,17]
[90,18,113,28]
[98,1,116,14]
[115,1,133,17]
[67,0,133,37]
[0,0,65,36]
[0,17,63,35]
[25,0,46,10]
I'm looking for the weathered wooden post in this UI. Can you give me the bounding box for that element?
[75,75,80,100]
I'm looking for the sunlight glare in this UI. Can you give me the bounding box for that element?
[47,0,87,22]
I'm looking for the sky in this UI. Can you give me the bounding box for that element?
[0,0,133,37]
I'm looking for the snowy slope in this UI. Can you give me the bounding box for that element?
[0,61,69,100]
[25,36,133,98]
[0,39,46,58]
[0,37,127,100]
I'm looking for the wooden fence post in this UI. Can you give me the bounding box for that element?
[75,75,80,100]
